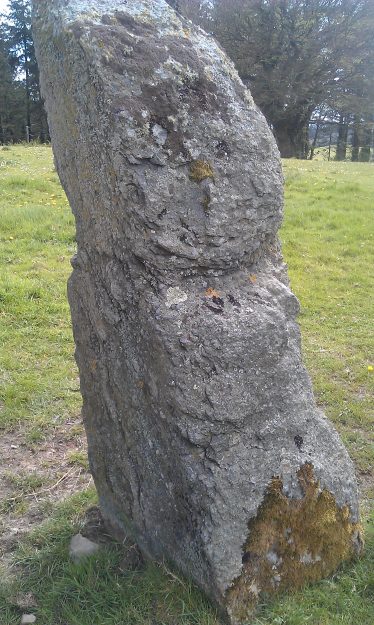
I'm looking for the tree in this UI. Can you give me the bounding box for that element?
[0,23,26,143]
[180,0,374,159]
[5,0,34,134]
[0,28,14,143]
[2,0,49,142]
[348,55,374,161]
[324,44,374,160]
[166,0,210,21]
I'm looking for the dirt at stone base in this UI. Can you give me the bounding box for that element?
[0,417,92,563]
[0,417,371,573]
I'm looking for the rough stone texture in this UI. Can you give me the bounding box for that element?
[32,1,362,621]
[69,533,100,562]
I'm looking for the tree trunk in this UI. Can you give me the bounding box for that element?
[273,120,309,159]
[335,115,349,161]
[328,131,332,160]
[0,113,5,144]
[359,124,371,162]
[23,34,32,137]
[309,122,321,160]
[351,115,360,162]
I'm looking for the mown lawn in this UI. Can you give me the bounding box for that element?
[0,145,373,625]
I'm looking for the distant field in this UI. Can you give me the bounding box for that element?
[0,145,373,625]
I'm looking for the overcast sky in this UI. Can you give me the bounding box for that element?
[0,0,9,15]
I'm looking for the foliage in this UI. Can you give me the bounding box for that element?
[181,0,374,160]
[2,0,374,158]
[0,24,25,143]
[0,0,48,143]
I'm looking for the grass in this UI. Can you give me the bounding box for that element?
[0,144,80,432]
[0,471,49,516]
[1,494,371,625]
[67,450,90,470]
[282,159,374,478]
[0,490,219,625]
[0,145,373,624]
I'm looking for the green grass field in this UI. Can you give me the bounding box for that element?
[0,145,373,624]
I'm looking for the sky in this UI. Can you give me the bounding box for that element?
[0,0,8,15]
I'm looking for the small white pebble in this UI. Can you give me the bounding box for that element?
[21,615,36,625]
[69,533,100,562]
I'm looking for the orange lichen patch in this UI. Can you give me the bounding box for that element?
[248,274,257,284]
[205,288,220,298]
[225,463,363,624]
[189,160,214,182]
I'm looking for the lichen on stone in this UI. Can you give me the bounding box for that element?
[202,194,210,212]
[189,159,214,182]
[225,463,363,624]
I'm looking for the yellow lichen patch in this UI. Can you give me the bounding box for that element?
[189,160,214,182]
[225,463,363,624]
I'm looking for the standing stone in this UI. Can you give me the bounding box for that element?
[32,1,362,622]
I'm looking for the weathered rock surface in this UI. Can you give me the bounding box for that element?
[69,533,100,563]
[33,1,362,621]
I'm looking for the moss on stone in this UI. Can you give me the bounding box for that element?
[189,160,214,182]
[202,194,210,212]
[225,463,363,624]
